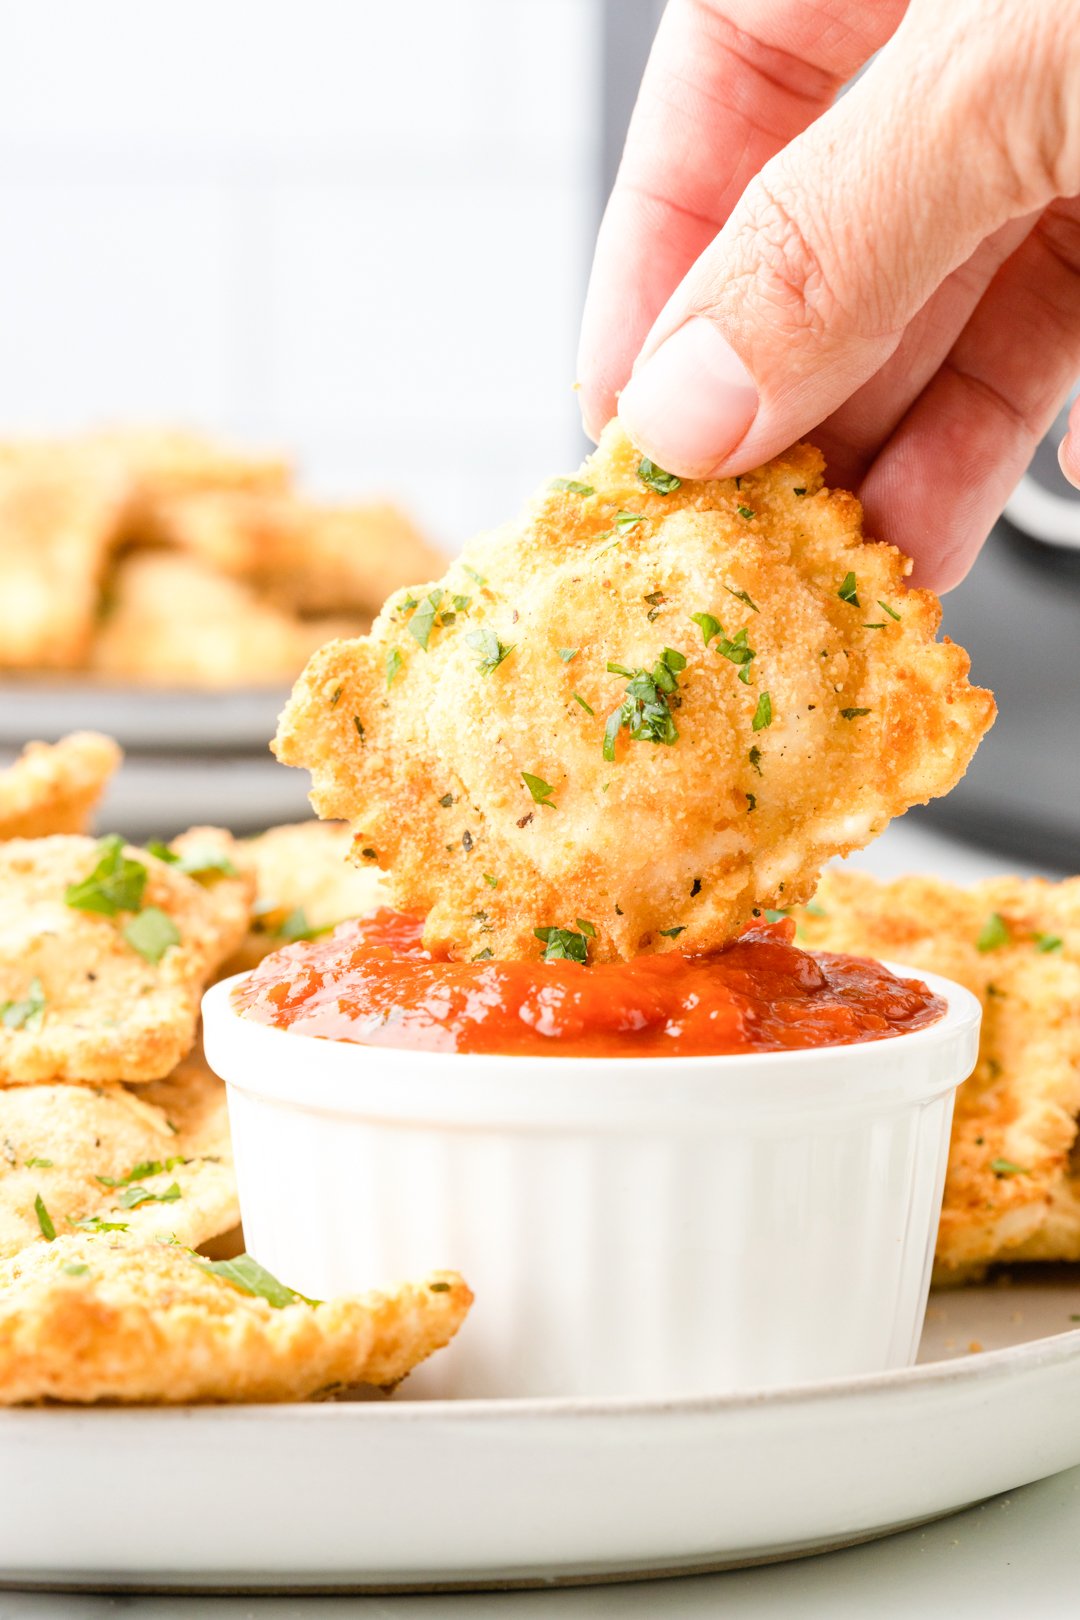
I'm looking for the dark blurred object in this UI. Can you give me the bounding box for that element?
[921,406,1079,874]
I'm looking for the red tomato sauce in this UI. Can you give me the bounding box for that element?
[232,910,944,1058]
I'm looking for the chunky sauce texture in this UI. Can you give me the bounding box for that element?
[232,910,944,1058]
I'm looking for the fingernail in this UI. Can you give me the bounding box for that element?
[1059,432,1080,490]
[618,318,758,477]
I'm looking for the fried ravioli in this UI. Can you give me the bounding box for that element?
[0,733,121,840]
[793,869,1080,1276]
[220,820,389,976]
[274,422,995,961]
[0,1046,236,1258]
[90,553,364,688]
[151,490,445,616]
[0,1238,471,1404]
[0,834,253,1084]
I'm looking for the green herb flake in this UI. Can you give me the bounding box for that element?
[466,627,514,675]
[34,1193,56,1241]
[637,458,682,496]
[737,505,755,520]
[840,707,871,720]
[602,647,686,761]
[71,1215,128,1233]
[64,835,147,917]
[1035,933,1064,954]
[24,1156,53,1169]
[534,926,590,964]
[461,564,488,588]
[715,624,756,681]
[752,692,773,731]
[724,585,759,613]
[522,772,557,809]
[862,622,887,631]
[550,478,594,497]
[407,588,444,651]
[838,571,860,607]
[557,648,579,663]
[62,1262,89,1277]
[352,716,365,742]
[746,792,756,812]
[451,594,472,614]
[429,1279,452,1293]
[483,873,498,889]
[147,841,238,881]
[658,926,685,939]
[95,1157,186,1189]
[793,486,807,496]
[1,977,46,1033]
[749,746,763,776]
[615,510,647,530]
[330,684,343,708]
[990,1158,1028,1178]
[195,1253,319,1309]
[386,647,403,686]
[472,947,494,961]
[575,919,597,938]
[878,600,901,621]
[691,611,722,646]
[571,692,594,716]
[977,913,1010,953]
[123,906,181,965]
[116,1180,181,1210]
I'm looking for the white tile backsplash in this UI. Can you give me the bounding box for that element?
[0,0,602,548]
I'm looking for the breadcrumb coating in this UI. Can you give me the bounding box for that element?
[0,733,121,841]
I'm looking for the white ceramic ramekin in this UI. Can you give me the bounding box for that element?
[202,965,980,1400]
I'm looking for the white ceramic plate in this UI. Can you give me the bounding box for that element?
[3,1272,1080,1593]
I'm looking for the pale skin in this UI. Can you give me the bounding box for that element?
[578,0,1080,589]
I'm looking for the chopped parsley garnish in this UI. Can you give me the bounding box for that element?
[1035,933,1064,953]
[637,458,682,495]
[839,707,871,720]
[451,594,472,614]
[602,647,686,761]
[749,746,763,775]
[690,878,702,897]
[571,692,594,715]
[977,913,1010,952]
[386,647,403,686]
[461,564,488,587]
[1,977,45,1033]
[615,510,646,530]
[429,1279,452,1292]
[472,947,494,961]
[691,611,722,646]
[550,478,594,496]
[438,792,454,808]
[659,926,685,939]
[575,919,597,937]
[522,772,557,809]
[557,647,579,663]
[467,627,514,674]
[116,1180,181,1209]
[62,1262,89,1277]
[330,684,343,708]
[862,622,886,630]
[96,1157,186,1189]
[746,792,756,811]
[752,692,773,731]
[737,505,755,520]
[534,926,590,964]
[407,589,444,650]
[838,572,860,607]
[34,1193,55,1241]
[64,835,147,917]
[71,1215,128,1233]
[147,842,238,881]
[362,846,380,860]
[990,1158,1027,1178]
[715,625,756,682]
[123,906,181,965]
[793,486,807,496]
[878,599,901,621]
[24,1157,52,1169]
[353,716,365,741]
[195,1253,319,1308]
[724,585,759,613]
[483,873,498,888]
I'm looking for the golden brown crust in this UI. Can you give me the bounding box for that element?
[89,553,364,688]
[151,490,445,617]
[275,422,995,961]
[0,1237,471,1404]
[0,1045,236,1258]
[0,833,254,1084]
[793,869,1080,1275]
[221,821,389,976]
[0,733,122,840]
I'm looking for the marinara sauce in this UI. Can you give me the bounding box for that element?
[232,910,943,1058]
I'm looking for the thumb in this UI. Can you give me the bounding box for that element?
[617,20,1055,479]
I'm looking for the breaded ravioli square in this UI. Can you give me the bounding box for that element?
[0,733,121,841]
[274,422,995,961]
[794,869,1080,1277]
[0,1046,236,1258]
[0,834,253,1084]
[0,1238,471,1404]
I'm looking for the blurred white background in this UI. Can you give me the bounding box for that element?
[0,0,602,548]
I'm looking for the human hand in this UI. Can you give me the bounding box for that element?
[577,0,1080,588]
